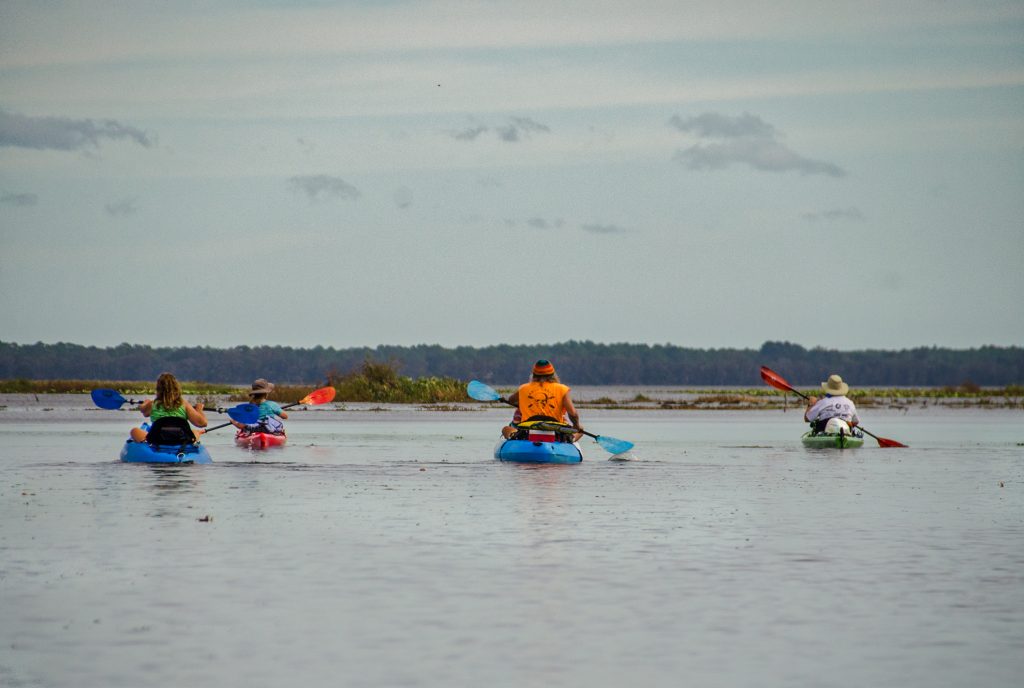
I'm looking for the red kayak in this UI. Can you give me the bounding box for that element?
[235,430,287,450]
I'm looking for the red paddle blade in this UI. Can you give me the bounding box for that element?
[875,436,907,448]
[760,366,796,393]
[300,386,336,405]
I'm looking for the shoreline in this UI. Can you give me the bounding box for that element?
[0,390,1019,413]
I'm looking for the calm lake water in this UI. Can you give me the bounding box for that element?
[1,394,1022,688]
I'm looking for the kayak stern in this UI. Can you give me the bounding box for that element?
[494,439,583,464]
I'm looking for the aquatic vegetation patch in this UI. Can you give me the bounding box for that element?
[325,360,466,403]
[0,378,240,395]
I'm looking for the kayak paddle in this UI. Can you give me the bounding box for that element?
[92,388,258,422]
[93,387,259,435]
[467,380,505,404]
[201,403,261,433]
[280,386,337,410]
[759,366,907,448]
[91,388,142,409]
[202,386,336,435]
[467,379,635,454]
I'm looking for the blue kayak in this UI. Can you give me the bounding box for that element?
[120,439,212,464]
[493,439,583,464]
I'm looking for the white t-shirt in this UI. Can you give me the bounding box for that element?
[806,395,859,424]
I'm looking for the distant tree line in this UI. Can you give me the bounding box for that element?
[1,340,1021,386]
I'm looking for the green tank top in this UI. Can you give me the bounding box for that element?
[151,402,187,421]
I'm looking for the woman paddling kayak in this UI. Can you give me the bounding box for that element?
[501,359,583,442]
[129,372,208,444]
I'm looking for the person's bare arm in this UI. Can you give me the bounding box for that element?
[803,396,819,422]
[564,393,581,430]
[185,401,208,427]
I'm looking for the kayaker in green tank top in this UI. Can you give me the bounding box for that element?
[129,372,208,443]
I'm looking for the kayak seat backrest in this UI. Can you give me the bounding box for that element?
[512,419,577,443]
[809,418,861,437]
[147,417,197,445]
[255,416,285,435]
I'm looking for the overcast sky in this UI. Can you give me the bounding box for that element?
[1,0,1022,351]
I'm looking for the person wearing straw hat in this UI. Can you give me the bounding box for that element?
[502,359,583,441]
[231,378,289,434]
[804,374,860,434]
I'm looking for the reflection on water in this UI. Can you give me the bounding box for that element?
[145,465,202,495]
[0,405,1022,687]
[140,464,203,518]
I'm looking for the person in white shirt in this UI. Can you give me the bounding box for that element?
[804,374,860,433]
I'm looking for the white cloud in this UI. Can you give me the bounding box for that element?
[526,217,565,229]
[0,192,38,206]
[0,109,153,151]
[288,175,361,202]
[670,112,845,177]
[802,207,865,222]
[450,126,488,141]
[105,199,139,217]
[581,223,628,234]
[448,117,551,143]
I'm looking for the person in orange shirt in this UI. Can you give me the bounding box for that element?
[502,359,583,441]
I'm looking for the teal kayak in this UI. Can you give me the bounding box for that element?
[801,431,865,449]
[494,439,583,464]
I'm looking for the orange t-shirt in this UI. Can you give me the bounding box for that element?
[517,381,570,421]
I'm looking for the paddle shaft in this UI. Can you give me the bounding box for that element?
[239,399,304,414]
[770,378,810,401]
[202,420,235,433]
[856,426,886,442]
[206,387,333,433]
[200,404,262,433]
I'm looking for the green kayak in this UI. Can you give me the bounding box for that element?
[801,431,865,449]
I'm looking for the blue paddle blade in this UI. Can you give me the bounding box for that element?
[91,389,127,409]
[467,380,502,402]
[227,403,261,425]
[594,435,634,454]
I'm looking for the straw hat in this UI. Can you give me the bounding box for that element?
[249,378,275,395]
[821,374,849,396]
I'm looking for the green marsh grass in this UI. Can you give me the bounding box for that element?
[0,379,238,395]
[2,377,1019,408]
[326,360,466,403]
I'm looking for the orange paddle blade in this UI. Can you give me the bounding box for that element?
[860,427,908,448]
[300,386,337,405]
[760,366,798,394]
